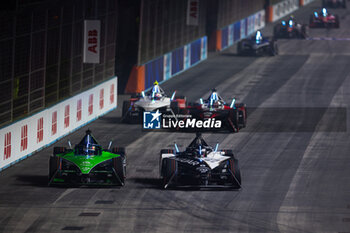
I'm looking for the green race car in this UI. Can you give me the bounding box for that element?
[48,130,126,186]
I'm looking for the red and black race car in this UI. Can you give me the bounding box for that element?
[322,0,346,8]
[309,8,340,28]
[274,16,308,39]
[184,89,247,132]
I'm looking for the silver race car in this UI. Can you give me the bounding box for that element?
[122,81,186,123]
[160,132,242,189]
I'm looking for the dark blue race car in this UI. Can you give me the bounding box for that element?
[237,31,278,56]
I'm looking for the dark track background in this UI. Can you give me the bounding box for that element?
[1,1,350,232]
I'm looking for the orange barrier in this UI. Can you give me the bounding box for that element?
[124,65,145,94]
[266,6,273,22]
[215,30,222,51]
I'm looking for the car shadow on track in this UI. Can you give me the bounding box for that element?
[16,175,48,187]
[132,178,241,191]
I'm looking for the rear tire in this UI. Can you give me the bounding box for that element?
[237,41,243,55]
[238,110,247,128]
[160,149,174,176]
[335,15,340,28]
[53,147,66,155]
[49,156,60,183]
[112,147,126,178]
[229,158,241,187]
[170,101,180,115]
[309,15,314,28]
[113,156,125,185]
[122,100,131,119]
[222,149,234,158]
[228,109,239,132]
[161,158,177,188]
[273,25,280,39]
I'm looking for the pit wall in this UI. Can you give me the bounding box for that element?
[125,36,207,93]
[0,77,118,172]
[214,9,266,51]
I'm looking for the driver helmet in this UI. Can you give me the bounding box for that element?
[255,30,263,43]
[152,81,162,98]
[322,8,328,17]
[84,145,96,155]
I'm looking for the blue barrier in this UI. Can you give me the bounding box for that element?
[145,56,164,89]
[190,38,201,65]
[221,27,229,49]
[171,47,184,76]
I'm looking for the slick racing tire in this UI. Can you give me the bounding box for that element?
[112,147,126,178]
[122,100,131,119]
[335,15,340,28]
[228,158,241,187]
[273,25,280,39]
[160,149,174,176]
[161,158,177,188]
[170,101,180,115]
[113,156,125,185]
[237,41,243,55]
[49,156,60,183]
[228,109,239,132]
[222,149,234,158]
[238,109,247,129]
[269,41,278,56]
[53,147,66,155]
[309,16,314,28]
[301,25,307,39]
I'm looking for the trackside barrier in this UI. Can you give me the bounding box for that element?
[300,0,316,6]
[267,0,299,22]
[125,36,207,93]
[215,9,266,51]
[0,77,118,172]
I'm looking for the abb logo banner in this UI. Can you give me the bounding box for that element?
[77,99,82,122]
[110,84,115,104]
[186,0,199,26]
[4,132,11,160]
[83,20,100,63]
[37,118,43,143]
[99,89,104,109]
[88,94,94,115]
[52,111,57,136]
[21,125,28,151]
[64,105,70,128]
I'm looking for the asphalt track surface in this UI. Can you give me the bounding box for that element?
[1,1,350,232]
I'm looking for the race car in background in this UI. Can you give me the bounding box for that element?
[48,130,126,186]
[309,8,340,28]
[184,89,247,132]
[122,81,186,123]
[237,30,278,56]
[274,16,308,39]
[322,0,346,8]
[159,132,241,189]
